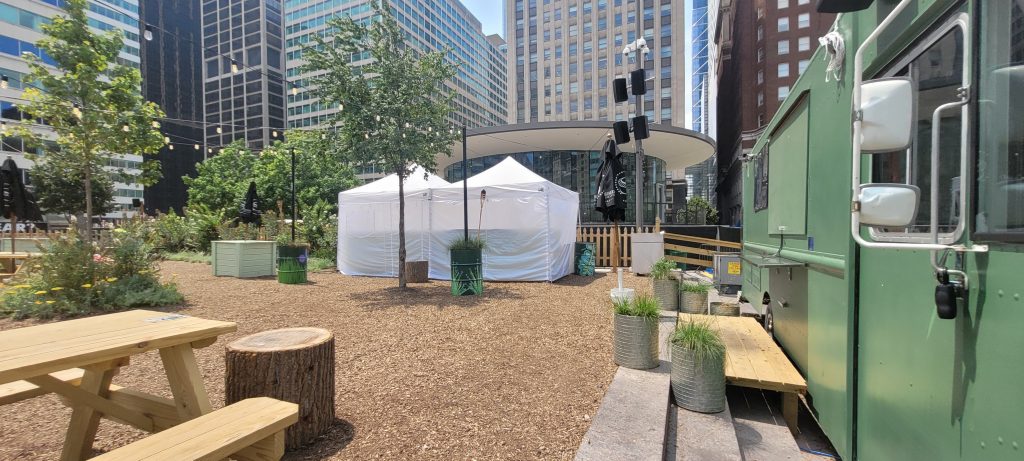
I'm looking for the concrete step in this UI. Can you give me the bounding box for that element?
[666,401,743,461]
[575,313,676,461]
[728,387,805,461]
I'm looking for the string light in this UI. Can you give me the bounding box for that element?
[230,60,240,74]
[168,144,174,150]
[272,130,279,138]
[194,143,200,150]
[364,133,369,139]
[151,120,160,128]
[208,148,213,153]
[0,75,8,89]
[143,25,153,41]
[72,103,82,119]
[291,86,298,96]
[215,126,222,134]
[404,122,410,128]
[375,115,381,122]
[122,124,130,132]
[163,136,170,143]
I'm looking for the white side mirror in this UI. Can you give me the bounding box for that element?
[859,184,920,227]
[861,78,914,152]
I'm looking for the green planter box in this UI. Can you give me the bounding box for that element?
[450,248,483,296]
[212,240,276,278]
[277,243,309,284]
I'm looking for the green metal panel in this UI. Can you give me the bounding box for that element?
[212,241,275,278]
[768,98,810,236]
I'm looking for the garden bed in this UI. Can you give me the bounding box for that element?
[0,261,639,460]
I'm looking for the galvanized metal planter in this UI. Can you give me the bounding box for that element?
[613,314,659,369]
[680,291,709,314]
[671,343,726,413]
[652,279,678,310]
[711,302,740,317]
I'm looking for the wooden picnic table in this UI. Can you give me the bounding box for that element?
[0,309,237,461]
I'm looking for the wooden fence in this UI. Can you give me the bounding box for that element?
[576,224,741,269]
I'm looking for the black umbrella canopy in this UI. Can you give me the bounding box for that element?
[0,157,41,222]
[594,139,627,223]
[239,181,261,225]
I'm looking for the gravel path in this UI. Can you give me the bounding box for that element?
[0,261,646,460]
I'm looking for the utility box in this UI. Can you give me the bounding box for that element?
[714,253,743,295]
[212,240,277,278]
[631,232,665,275]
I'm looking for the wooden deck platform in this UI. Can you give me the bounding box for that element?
[678,314,806,433]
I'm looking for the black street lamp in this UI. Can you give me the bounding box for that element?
[272,130,296,242]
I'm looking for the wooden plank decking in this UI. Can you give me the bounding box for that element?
[677,314,806,432]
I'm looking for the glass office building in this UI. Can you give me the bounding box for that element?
[687,0,710,134]
[283,0,508,130]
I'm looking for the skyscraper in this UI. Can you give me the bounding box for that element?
[283,0,508,133]
[505,0,687,127]
[685,0,711,135]
[713,0,835,225]
[0,0,145,219]
[140,0,204,214]
[201,0,286,153]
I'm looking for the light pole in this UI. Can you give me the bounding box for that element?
[461,124,468,241]
[619,35,650,229]
[272,130,296,241]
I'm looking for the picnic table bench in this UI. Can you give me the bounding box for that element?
[0,309,298,460]
[679,313,807,433]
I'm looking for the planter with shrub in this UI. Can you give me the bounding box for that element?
[276,240,309,284]
[680,282,711,314]
[449,237,484,296]
[612,293,661,369]
[671,319,727,413]
[649,258,678,311]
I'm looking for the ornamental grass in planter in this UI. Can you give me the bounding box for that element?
[649,258,678,311]
[449,237,484,296]
[670,319,727,413]
[612,293,661,370]
[680,282,711,314]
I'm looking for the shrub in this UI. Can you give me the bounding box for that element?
[649,258,676,280]
[1,227,185,320]
[301,199,338,260]
[671,319,725,363]
[448,236,485,251]
[185,205,223,253]
[681,282,712,294]
[151,210,191,253]
[217,222,262,241]
[614,293,662,319]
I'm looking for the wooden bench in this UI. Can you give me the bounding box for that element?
[0,368,88,405]
[92,397,298,461]
[678,314,807,433]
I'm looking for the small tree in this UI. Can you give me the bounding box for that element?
[16,0,165,235]
[31,159,115,221]
[301,0,458,288]
[257,130,359,217]
[678,196,719,225]
[183,141,257,214]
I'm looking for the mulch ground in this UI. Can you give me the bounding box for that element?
[0,261,649,460]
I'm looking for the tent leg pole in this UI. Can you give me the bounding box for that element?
[11,213,15,254]
[611,221,619,270]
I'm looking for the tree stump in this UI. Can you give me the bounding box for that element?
[405,260,429,283]
[225,327,335,451]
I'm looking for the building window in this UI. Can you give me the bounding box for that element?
[757,70,764,84]
[798,13,810,29]
[778,86,790,101]
[798,0,809,3]
[758,92,764,107]
[798,36,810,51]
[778,17,789,32]
[777,0,788,8]
[757,25,763,41]
[798,59,809,74]
[778,40,789,55]
[778,63,790,77]
[661,45,671,58]
[757,113,765,126]
[757,48,764,62]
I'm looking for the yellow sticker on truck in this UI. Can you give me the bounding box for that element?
[727,261,741,275]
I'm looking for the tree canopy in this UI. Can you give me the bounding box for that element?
[15,0,165,232]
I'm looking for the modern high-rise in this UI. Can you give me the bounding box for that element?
[685,0,711,135]
[0,0,145,220]
[506,0,687,127]
[283,0,508,133]
[201,0,286,153]
[713,0,834,225]
[140,0,204,215]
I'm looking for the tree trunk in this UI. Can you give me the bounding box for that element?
[225,327,335,451]
[83,165,93,240]
[397,170,407,288]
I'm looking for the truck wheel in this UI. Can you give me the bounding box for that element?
[763,303,775,339]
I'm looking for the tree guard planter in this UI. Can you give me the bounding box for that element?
[652,279,678,310]
[277,244,308,284]
[680,291,709,314]
[212,240,276,278]
[405,260,429,283]
[450,248,483,296]
[613,314,659,369]
[574,242,596,276]
[226,327,335,450]
[671,342,726,413]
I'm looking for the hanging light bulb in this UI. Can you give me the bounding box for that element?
[194,143,200,150]
[291,86,298,96]
[208,147,213,153]
[168,144,174,150]
[151,120,160,128]
[122,124,130,132]
[404,122,410,128]
[364,133,369,139]
[1,121,7,132]
[231,60,240,74]
[449,127,454,134]
[72,103,82,119]
[143,25,154,41]
[402,132,406,138]
[272,130,279,138]
[375,114,381,122]
[339,103,344,111]
[427,126,432,132]
[163,136,170,143]
[215,126,222,134]
[0,75,8,89]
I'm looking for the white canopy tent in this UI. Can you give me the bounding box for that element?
[336,165,450,277]
[429,157,579,282]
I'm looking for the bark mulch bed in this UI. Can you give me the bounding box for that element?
[0,261,649,460]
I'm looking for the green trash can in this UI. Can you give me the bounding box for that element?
[450,248,483,296]
[277,244,308,284]
[574,242,596,276]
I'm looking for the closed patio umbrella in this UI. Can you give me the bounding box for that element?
[594,139,627,223]
[239,181,261,225]
[0,157,42,254]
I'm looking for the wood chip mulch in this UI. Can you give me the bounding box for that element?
[0,262,650,460]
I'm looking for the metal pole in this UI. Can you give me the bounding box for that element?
[462,124,469,241]
[290,146,296,241]
[633,11,645,229]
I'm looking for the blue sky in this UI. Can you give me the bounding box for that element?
[461,0,504,38]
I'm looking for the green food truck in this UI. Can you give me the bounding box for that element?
[740,0,1022,459]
